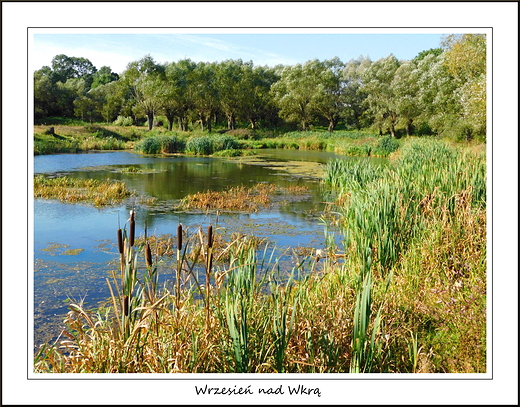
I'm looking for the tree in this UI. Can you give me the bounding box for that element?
[391,61,421,136]
[192,62,219,132]
[361,54,401,136]
[271,60,329,131]
[237,64,279,130]
[314,57,345,132]
[342,56,371,130]
[443,34,486,139]
[217,59,247,130]
[91,66,119,89]
[161,59,197,131]
[415,53,461,137]
[51,54,97,87]
[122,55,165,130]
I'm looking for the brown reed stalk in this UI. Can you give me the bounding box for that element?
[176,224,183,311]
[205,225,213,326]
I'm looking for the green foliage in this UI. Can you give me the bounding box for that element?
[134,134,185,154]
[113,115,134,126]
[186,135,214,155]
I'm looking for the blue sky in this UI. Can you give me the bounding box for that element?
[32,32,447,74]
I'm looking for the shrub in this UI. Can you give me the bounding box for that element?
[186,136,213,155]
[212,134,240,151]
[113,116,134,126]
[374,136,400,156]
[135,137,161,154]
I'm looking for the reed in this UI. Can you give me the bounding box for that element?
[34,175,135,206]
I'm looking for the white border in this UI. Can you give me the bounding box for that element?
[3,1,518,405]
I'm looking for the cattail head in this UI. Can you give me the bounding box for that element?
[129,211,135,247]
[117,229,124,254]
[123,295,129,317]
[207,225,213,248]
[145,242,152,268]
[177,224,183,251]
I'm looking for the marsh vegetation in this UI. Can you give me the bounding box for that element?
[34,139,486,373]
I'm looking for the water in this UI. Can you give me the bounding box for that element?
[33,149,379,349]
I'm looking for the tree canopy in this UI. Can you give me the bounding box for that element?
[34,38,487,141]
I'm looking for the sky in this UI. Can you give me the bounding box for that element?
[31,32,448,74]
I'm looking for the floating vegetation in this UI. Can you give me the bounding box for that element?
[61,248,85,256]
[177,183,309,212]
[34,175,135,206]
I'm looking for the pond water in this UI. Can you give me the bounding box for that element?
[33,149,384,350]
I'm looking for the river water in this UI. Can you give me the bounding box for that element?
[33,149,382,350]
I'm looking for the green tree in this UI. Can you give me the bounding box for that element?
[51,54,97,87]
[91,66,119,89]
[391,61,421,136]
[315,57,346,132]
[217,59,247,130]
[443,34,486,139]
[238,64,279,130]
[415,53,460,137]
[361,54,401,136]
[122,55,165,130]
[271,59,330,131]
[342,56,371,130]
[162,59,197,131]
[192,62,219,132]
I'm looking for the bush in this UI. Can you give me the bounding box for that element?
[212,134,240,151]
[113,116,134,126]
[135,137,161,154]
[374,136,400,156]
[186,136,213,155]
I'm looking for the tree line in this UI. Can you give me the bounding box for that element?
[34,34,486,140]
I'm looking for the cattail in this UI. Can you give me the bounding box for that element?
[145,242,152,268]
[123,295,129,316]
[207,225,213,248]
[129,210,135,247]
[206,225,213,274]
[117,229,124,254]
[177,224,183,251]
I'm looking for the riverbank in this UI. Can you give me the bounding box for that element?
[34,123,401,157]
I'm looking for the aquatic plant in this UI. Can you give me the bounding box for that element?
[34,175,135,206]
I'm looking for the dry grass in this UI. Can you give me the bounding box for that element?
[34,175,135,206]
[178,183,308,212]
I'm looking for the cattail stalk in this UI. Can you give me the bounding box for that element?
[176,224,183,310]
[205,225,213,326]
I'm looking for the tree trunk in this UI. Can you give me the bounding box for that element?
[227,114,236,130]
[328,118,338,132]
[406,119,413,136]
[207,113,213,132]
[166,113,175,131]
[146,111,154,131]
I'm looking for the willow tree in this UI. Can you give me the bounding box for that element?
[121,55,165,130]
[361,54,401,136]
[162,59,197,131]
[443,34,487,139]
[271,59,330,131]
[192,62,219,132]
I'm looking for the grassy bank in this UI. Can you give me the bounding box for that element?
[34,122,401,157]
[33,124,144,155]
[34,139,486,373]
